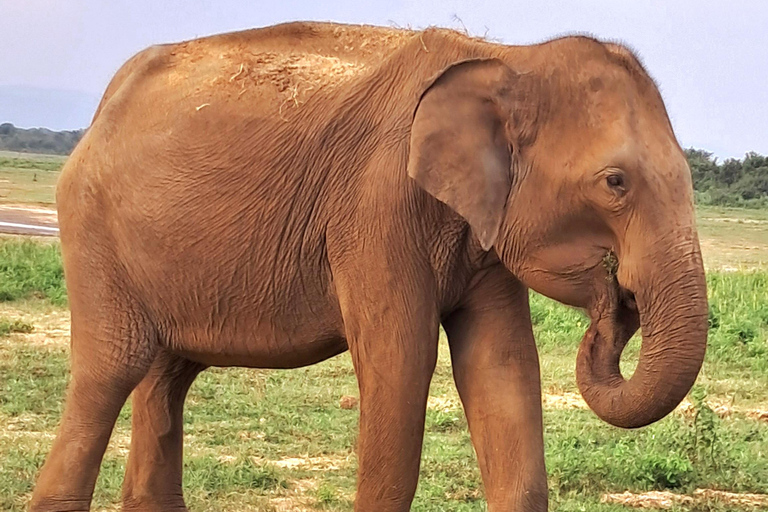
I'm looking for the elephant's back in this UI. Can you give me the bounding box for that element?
[62,22,417,234]
[79,22,418,170]
[152,22,417,115]
[199,21,417,67]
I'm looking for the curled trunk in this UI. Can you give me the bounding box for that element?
[576,240,709,429]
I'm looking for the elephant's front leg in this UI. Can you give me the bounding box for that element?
[444,266,548,512]
[122,352,205,511]
[337,271,440,512]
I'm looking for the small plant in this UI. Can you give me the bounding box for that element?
[316,483,339,505]
[689,387,720,467]
[0,318,33,337]
[428,410,463,433]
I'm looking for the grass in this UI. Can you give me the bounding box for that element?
[1,301,766,511]
[0,173,767,509]
[0,153,65,205]
[0,238,66,305]
[697,207,768,270]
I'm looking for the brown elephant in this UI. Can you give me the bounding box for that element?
[30,22,708,512]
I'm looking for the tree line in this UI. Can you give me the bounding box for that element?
[687,149,768,208]
[0,123,84,155]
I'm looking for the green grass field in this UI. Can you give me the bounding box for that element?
[0,152,65,205]
[1,153,767,511]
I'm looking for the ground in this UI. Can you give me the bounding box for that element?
[0,153,766,511]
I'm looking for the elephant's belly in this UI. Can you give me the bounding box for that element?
[169,325,349,369]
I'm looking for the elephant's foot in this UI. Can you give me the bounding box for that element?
[28,495,91,512]
[122,493,188,512]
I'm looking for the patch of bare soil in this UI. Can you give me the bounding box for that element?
[0,204,59,235]
[539,390,768,424]
[105,430,132,457]
[0,414,131,457]
[427,395,462,413]
[745,409,768,422]
[602,489,768,509]
[0,203,58,225]
[703,217,768,225]
[427,391,768,424]
[543,391,587,410]
[677,398,768,424]
[269,478,318,512]
[93,505,121,512]
[0,306,70,347]
[339,395,358,409]
[427,392,591,413]
[246,454,352,472]
[0,413,55,441]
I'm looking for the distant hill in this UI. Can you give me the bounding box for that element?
[0,123,84,155]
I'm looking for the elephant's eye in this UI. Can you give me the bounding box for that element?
[606,174,624,188]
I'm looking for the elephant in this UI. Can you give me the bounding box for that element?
[30,21,708,512]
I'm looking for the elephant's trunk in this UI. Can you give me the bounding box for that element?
[576,232,709,429]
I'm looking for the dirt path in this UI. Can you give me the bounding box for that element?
[0,204,58,236]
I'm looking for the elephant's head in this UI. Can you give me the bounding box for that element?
[408,37,708,428]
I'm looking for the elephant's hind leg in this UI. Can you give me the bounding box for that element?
[122,352,205,512]
[29,299,157,512]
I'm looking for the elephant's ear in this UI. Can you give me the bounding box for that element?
[408,59,516,251]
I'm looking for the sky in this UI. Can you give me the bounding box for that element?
[1,0,766,160]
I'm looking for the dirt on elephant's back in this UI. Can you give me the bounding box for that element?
[165,22,417,108]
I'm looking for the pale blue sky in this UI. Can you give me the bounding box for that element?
[1,0,766,159]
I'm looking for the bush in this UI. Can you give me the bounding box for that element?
[634,452,694,490]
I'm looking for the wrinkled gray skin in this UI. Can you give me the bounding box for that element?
[30,22,707,512]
